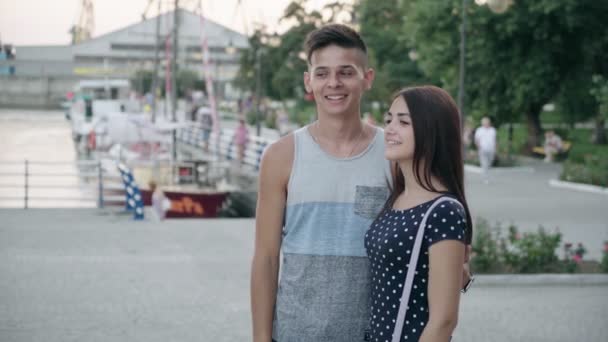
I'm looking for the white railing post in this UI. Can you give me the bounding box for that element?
[97,160,104,208]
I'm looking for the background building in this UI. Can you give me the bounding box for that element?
[0,9,248,108]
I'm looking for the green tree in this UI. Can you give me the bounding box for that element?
[590,75,608,144]
[235,0,356,102]
[554,1,608,144]
[176,69,205,98]
[131,70,154,94]
[358,0,427,110]
[234,28,275,97]
[404,0,608,149]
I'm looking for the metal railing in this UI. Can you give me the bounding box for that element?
[0,160,113,209]
[178,122,275,171]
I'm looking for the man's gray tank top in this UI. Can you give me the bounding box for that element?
[273,125,392,342]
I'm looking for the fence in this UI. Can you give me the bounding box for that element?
[177,121,275,171]
[0,160,117,209]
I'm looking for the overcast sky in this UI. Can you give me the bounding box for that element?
[0,0,340,46]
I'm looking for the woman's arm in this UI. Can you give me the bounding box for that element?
[419,240,466,342]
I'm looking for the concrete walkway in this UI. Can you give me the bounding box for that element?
[465,158,608,260]
[181,122,608,260]
[1,209,607,342]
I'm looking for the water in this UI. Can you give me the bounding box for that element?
[0,108,96,208]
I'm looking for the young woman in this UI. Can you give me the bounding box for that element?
[365,86,473,342]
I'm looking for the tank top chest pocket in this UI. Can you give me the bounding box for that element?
[353,185,389,219]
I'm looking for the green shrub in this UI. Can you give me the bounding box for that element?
[500,225,562,273]
[265,110,277,130]
[217,191,257,218]
[562,242,588,273]
[470,219,595,274]
[471,218,503,273]
[561,156,608,187]
[602,241,608,273]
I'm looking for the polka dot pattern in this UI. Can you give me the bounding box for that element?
[364,196,466,341]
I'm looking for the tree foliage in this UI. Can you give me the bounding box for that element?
[404,0,608,148]
[358,0,427,114]
[234,0,608,149]
[234,0,354,101]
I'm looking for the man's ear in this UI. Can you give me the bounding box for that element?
[303,71,312,93]
[364,68,375,90]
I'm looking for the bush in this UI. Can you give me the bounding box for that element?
[470,219,594,274]
[562,242,588,273]
[265,110,277,130]
[245,109,258,126]
[501,225,562,273]
[602,241,608,273]
[217,191,257,218]
[471,218,503,273]
[561,155,608,187]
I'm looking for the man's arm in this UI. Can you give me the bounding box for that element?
[251,136,293,342]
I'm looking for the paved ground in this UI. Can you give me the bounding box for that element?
[465,159,608,260]
[183,121,608,259]
[1,209,607,342]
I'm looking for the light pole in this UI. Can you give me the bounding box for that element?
[254,48,263,136]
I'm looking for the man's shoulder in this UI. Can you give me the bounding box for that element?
[261,131,296,168]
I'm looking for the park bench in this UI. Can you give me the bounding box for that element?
[532,140,572,159]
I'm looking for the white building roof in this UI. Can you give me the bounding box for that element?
[15,9,249,62]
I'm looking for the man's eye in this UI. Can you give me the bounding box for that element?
[340,70,354,76]
[315,73,327,78]
[401,121,410,126]
[384,118,391,124]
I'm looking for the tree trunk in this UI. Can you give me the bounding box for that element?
[525,107,543,152]
[592,116,607,145]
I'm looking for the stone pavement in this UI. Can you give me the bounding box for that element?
[1,209,607,342]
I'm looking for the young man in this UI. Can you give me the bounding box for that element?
[251,24,470,342]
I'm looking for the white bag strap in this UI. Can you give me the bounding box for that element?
[391,196,459,342]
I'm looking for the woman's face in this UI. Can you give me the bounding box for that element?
[384,96,415,162]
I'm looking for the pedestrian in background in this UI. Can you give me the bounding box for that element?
[474,116,497,182]
[234,119,249,164]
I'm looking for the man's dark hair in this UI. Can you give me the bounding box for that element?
[304,24,367,64]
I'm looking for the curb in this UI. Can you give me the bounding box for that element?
[549,179,608,196]
[473,274,608,287]
[464,164,535,174]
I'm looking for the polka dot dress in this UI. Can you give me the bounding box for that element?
[364,195,467,342]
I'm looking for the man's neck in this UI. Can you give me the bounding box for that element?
[315,111,364,143]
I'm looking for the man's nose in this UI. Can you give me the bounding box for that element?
[327,72,342,87]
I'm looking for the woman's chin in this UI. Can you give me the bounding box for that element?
[384,151,399,161]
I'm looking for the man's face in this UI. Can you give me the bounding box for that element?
[481,117,491,127]
[304,45,374,117]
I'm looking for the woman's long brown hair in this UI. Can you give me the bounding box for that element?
[384,86,473,244]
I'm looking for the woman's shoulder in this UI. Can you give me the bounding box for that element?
[424,196,467,244]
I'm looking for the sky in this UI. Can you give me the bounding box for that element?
[0,0,341,46]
